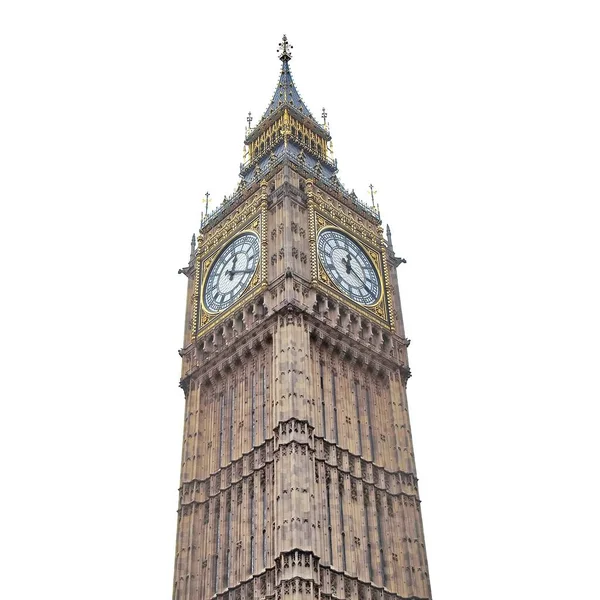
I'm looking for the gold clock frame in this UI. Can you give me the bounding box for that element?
[307,180,394,330]
[316,225,383,306]
[192,184,268,337]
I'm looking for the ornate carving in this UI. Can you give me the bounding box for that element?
[310,206,393,329]
[195,198,268,337]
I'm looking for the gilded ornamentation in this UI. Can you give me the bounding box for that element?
[195,197,267,336]
[198,191,263,258]
[309,190,393,330]
[313,188,380,247]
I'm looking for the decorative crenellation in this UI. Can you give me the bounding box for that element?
[314,191,382,248]
[314,438,419,497]
[274,418,314,445]
[275,550,320,583]
[179,438,276,508]
[316,459,419,504]
[187,301,407,389]
[318,565,431,600]
[177,568,278,600]
[198,189,265,257]
[191,300,405,381]
[311,298,395,353]
[276,576,319,600]
[307,315,404,377]
[180,296,272,388]
[179,563,432,600]
[178,430,419,512]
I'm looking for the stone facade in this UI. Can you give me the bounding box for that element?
[174,38,431,600]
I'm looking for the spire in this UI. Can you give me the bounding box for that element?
[189,233,196,261]
[386,224,393,246]
[256,34,322,128]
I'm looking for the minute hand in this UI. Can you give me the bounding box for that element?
[227,268,255,276]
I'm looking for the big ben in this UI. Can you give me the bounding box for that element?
[175,36,432,600]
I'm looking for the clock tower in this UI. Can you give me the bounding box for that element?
[175,36,432,600]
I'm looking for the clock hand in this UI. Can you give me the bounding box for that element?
[226,268,255,276]
[227,254,239,280]
[341,253,353,274]
[346,263,364,285]
[341,254,363,283]
[226,254,238,280]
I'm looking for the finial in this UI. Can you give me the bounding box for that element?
[204,191,211,215]
[190,233,196,260]
[322,107,328,125]
[386,224,394,248]
[247,111,253,129]
[278,34,292,62]
[369,184,377,207]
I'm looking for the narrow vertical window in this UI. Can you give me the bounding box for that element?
[225,492,231,589]
[376,494,387,587]
[367,543,374,581]
[214,498,221,594]
[218,392,224,467]
[331,370,338,442]
[326,480,333,565]
[249,483,255,574]
[320,362,326,439]
[262,365,267,441]
[365,492,374,581]
[354,380,363,456]
[230,384,235,461]
[251,372,256,447]
[339,482,347,572]
[366,386,375,462]
[262,479,267,568]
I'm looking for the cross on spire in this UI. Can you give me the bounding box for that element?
[204,191,211,215]
[369,183,377,207]
[321,107,328,125]
[278,34,292,62]
[247,111,253,128]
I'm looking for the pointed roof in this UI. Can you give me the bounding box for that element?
[247,35,329,143]
[263,35,314,119]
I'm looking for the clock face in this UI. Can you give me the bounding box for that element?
[203,232,260,313]
[317,229,381,305]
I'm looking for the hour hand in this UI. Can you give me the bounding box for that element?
[341,253,353,274]
[226,267,255,278]
[227,255,238,279]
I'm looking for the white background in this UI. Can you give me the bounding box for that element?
[1,2,599,599]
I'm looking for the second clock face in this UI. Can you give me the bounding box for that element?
[317,229,381,305]
[203,232,260,313]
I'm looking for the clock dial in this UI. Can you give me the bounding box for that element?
[203,232,260,313]
[317,229,381,305]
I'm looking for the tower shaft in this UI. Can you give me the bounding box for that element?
[174,38,432,600]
